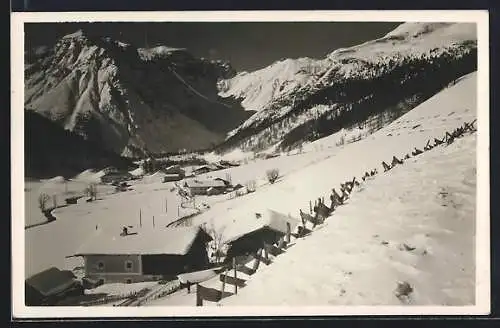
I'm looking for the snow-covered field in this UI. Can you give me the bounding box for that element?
[24,177,115,228]
[24,71,479,306]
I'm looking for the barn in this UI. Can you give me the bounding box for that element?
[65,196,82,205]
[101,171,133,184]
[224,209,301,261]
[163,165,185,176]
[192,165,212,175]
[72,227,213,284]
[163,173,184,182]
[25,267,83,306]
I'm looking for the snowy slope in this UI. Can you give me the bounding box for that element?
[24,72,476,289]
[222,133,476,306]
[24,29,249,158]
[144,71,477,306]
[217,22,477,153]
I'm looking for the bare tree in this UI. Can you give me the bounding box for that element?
[202,221,226,264]
[225,172,232,185]
[266,168,280,184]
[38,193,50,213]
[246,179,256,193]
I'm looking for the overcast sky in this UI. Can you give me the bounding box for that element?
[25,22,402,72]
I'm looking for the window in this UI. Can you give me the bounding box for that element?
[125,260,133,272]
[97,261,105,270]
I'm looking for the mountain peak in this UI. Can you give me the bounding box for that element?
[137,45,190,60]
[25,29,249,158]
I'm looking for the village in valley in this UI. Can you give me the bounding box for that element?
[22,20,481,309]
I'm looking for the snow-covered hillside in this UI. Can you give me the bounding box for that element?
[217,22,477,153]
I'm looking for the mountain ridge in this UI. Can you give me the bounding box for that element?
[215,22,477,154]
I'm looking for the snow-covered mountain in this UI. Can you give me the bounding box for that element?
[216,22,477,154]
[24,29,250,158]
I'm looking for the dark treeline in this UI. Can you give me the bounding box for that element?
[25,111,136,179]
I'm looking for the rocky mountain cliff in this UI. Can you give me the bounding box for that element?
[25,29,252,158]
[215,22,477,153]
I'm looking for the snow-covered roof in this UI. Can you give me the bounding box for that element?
[224,209,301,244]
[193,165,214,171]
[73,227,211,256]
[184,179,226,188]
[26,267,77,297]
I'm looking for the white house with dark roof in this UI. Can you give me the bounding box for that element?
[72,227,212,284]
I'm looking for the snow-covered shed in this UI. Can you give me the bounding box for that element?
[163,165,185,176]
[72,227,213,284]
[25,267,83,306]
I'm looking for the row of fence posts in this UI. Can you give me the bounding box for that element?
[301,121,478,234]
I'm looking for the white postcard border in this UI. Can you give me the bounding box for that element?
[11,10,490,318]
